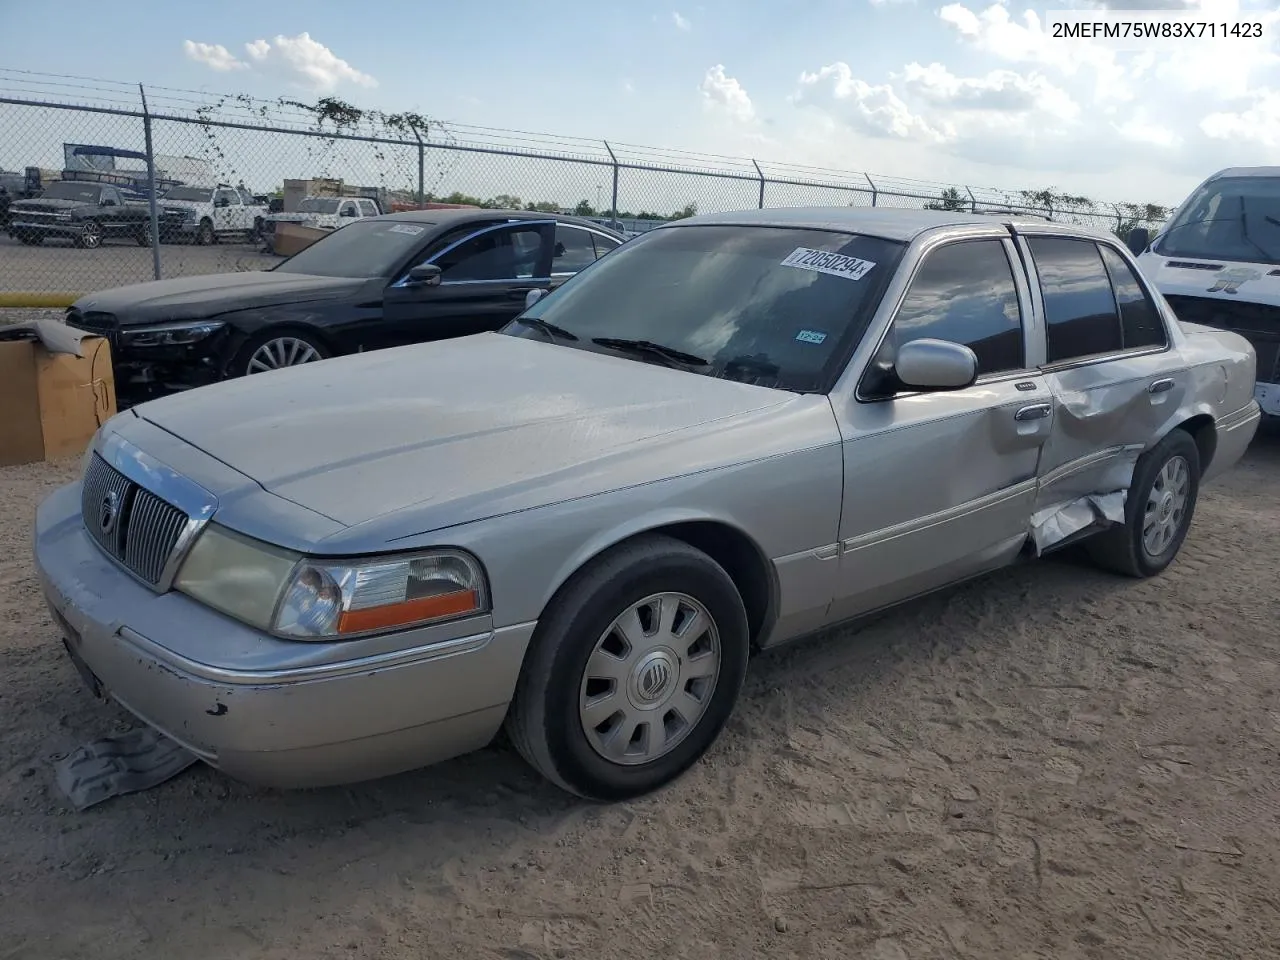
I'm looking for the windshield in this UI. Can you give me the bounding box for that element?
[502,224,905,393]
[163,186,213,202]
[298,197,342,214]
[42,182,101,203]
[273,218,432,278]
[1154,175,1280,265]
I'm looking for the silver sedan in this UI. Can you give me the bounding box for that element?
[34,207,1261,800]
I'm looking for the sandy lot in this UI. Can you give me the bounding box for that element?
[1,429,1278,960]
[0,235,278,295]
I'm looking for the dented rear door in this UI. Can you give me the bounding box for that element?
[1015,231,1189,540]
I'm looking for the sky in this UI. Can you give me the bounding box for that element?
[3,0,1279,211]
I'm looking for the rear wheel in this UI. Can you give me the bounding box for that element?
[505,534,750,800]
[134,224,150,247]
[16,230,42,246]
[195,218,215,246]
[231,329,330,377]
[1085,428,1200,578]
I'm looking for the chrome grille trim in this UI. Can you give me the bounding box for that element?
[82,454,188,587]
[81,433,219,592]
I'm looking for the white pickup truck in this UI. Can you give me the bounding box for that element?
[260,195,382,253]
[159,184,268,245]
[1128,166,1280,418]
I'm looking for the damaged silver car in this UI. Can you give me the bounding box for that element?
[34,207,1261,801]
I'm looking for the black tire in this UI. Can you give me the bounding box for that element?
[505,534,750,801]
[16,230,42,246]
[134,225,150,247]
[196,218,215,246]
[74,220,103,249]
[1085,428,1201,578]
[228,327,330,378]
[250,218,263,243]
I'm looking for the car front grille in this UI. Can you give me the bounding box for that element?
[81,453,190,586]
[1164,294,1280,384]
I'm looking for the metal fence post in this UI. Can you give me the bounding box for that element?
[1112,202,1123,232]
[865,173,877,207]
[138,84,162,281]
[602,141,619,220]
[752,159,765,208]
[965,186,977,213]
[412,123,425,205]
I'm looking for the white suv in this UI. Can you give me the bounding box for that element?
[261,196,382,253]
[159,185,268,245]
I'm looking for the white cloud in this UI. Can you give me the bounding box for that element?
[784,0,1280,190]
[242,32,377,92]
[795,63,951,142]
[700,65,756,123]
[183,40,248,72]
[672,11,691,31]
[184,33,376,92]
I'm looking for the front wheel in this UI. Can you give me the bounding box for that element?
[230,329,330,377]
[505,534,750,801]
[75,220,103,249]
[1085,427,1201,578]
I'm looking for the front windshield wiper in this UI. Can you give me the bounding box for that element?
[1238,202,1280,262]
[1154,214,1280,263]
[591,337,709,368]
[512,316,578,341]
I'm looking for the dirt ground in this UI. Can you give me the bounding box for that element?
[1,428,1278,960]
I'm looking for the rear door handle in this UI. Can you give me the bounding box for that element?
[1014,403,1052,421]
[1148,378,1175,394]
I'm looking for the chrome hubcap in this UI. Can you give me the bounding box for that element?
[82,224,101,247]
[247,337,321,374]
[1142,455,1190,557]
[579,592,721,766]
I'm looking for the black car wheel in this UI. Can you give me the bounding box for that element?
[505,534,750,801]
[134,224,151,247]
[16,230,43,246]
[75,220,103,249]
[196,218,215,246]
[249,218,264,243]
[231,329,330,377]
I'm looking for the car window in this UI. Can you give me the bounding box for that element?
[1027,237,1123,363]
[100,187,121,206]
[505,224,907,393]
[339,201,358,217]
[215,188,238,206]
[436,224,546,282]
[891,239,1024,376]
[592,233,622,258]
[238,188,254,205]
[1098,244,1167,350]
[552,225,598,275]
[358,199,378,217]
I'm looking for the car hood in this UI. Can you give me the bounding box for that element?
[12,198,86,213]
[1138,251,1280,306]
[133,333,803,540]
[72,271,370,325]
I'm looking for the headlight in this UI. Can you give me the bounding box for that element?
[175,524,489,640]
[120,320,226,347]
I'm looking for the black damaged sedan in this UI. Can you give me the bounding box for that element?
[66,209,624,395]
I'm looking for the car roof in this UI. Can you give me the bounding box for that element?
[660,205,1099,243]
[1206,166,1280,180]
[374,208,625,236]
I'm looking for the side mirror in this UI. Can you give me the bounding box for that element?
[1126,227,1150,256]
[894,338,978,391]
[408,264,442,286]
[524,287,547,310]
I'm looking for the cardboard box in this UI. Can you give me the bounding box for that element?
[271,221,331,257]
[0,333,116,467]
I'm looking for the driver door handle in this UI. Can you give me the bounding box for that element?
[1014,403,1052,421]
[1148,378,1175,394]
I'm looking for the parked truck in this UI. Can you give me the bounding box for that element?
[158,183,269,245]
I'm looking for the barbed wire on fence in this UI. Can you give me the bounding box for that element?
[0,68,1175,298]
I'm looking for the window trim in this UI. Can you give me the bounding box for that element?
[855,233,1037,404]
[1015,231,1173,373]
[550,222,626,277]
[1096,241,1171,353]
[390,218,553,287]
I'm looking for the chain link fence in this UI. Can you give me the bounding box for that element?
[0,78,1173,305]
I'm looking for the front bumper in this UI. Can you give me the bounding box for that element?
[9,219,84,241]
[34,482,534,788]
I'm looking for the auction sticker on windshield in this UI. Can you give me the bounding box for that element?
[387,224,426,236]
[781,248,876,281]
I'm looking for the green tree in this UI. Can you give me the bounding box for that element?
[574,199,597,217]
[1114,202,1169,242]
[924,187,967,212]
